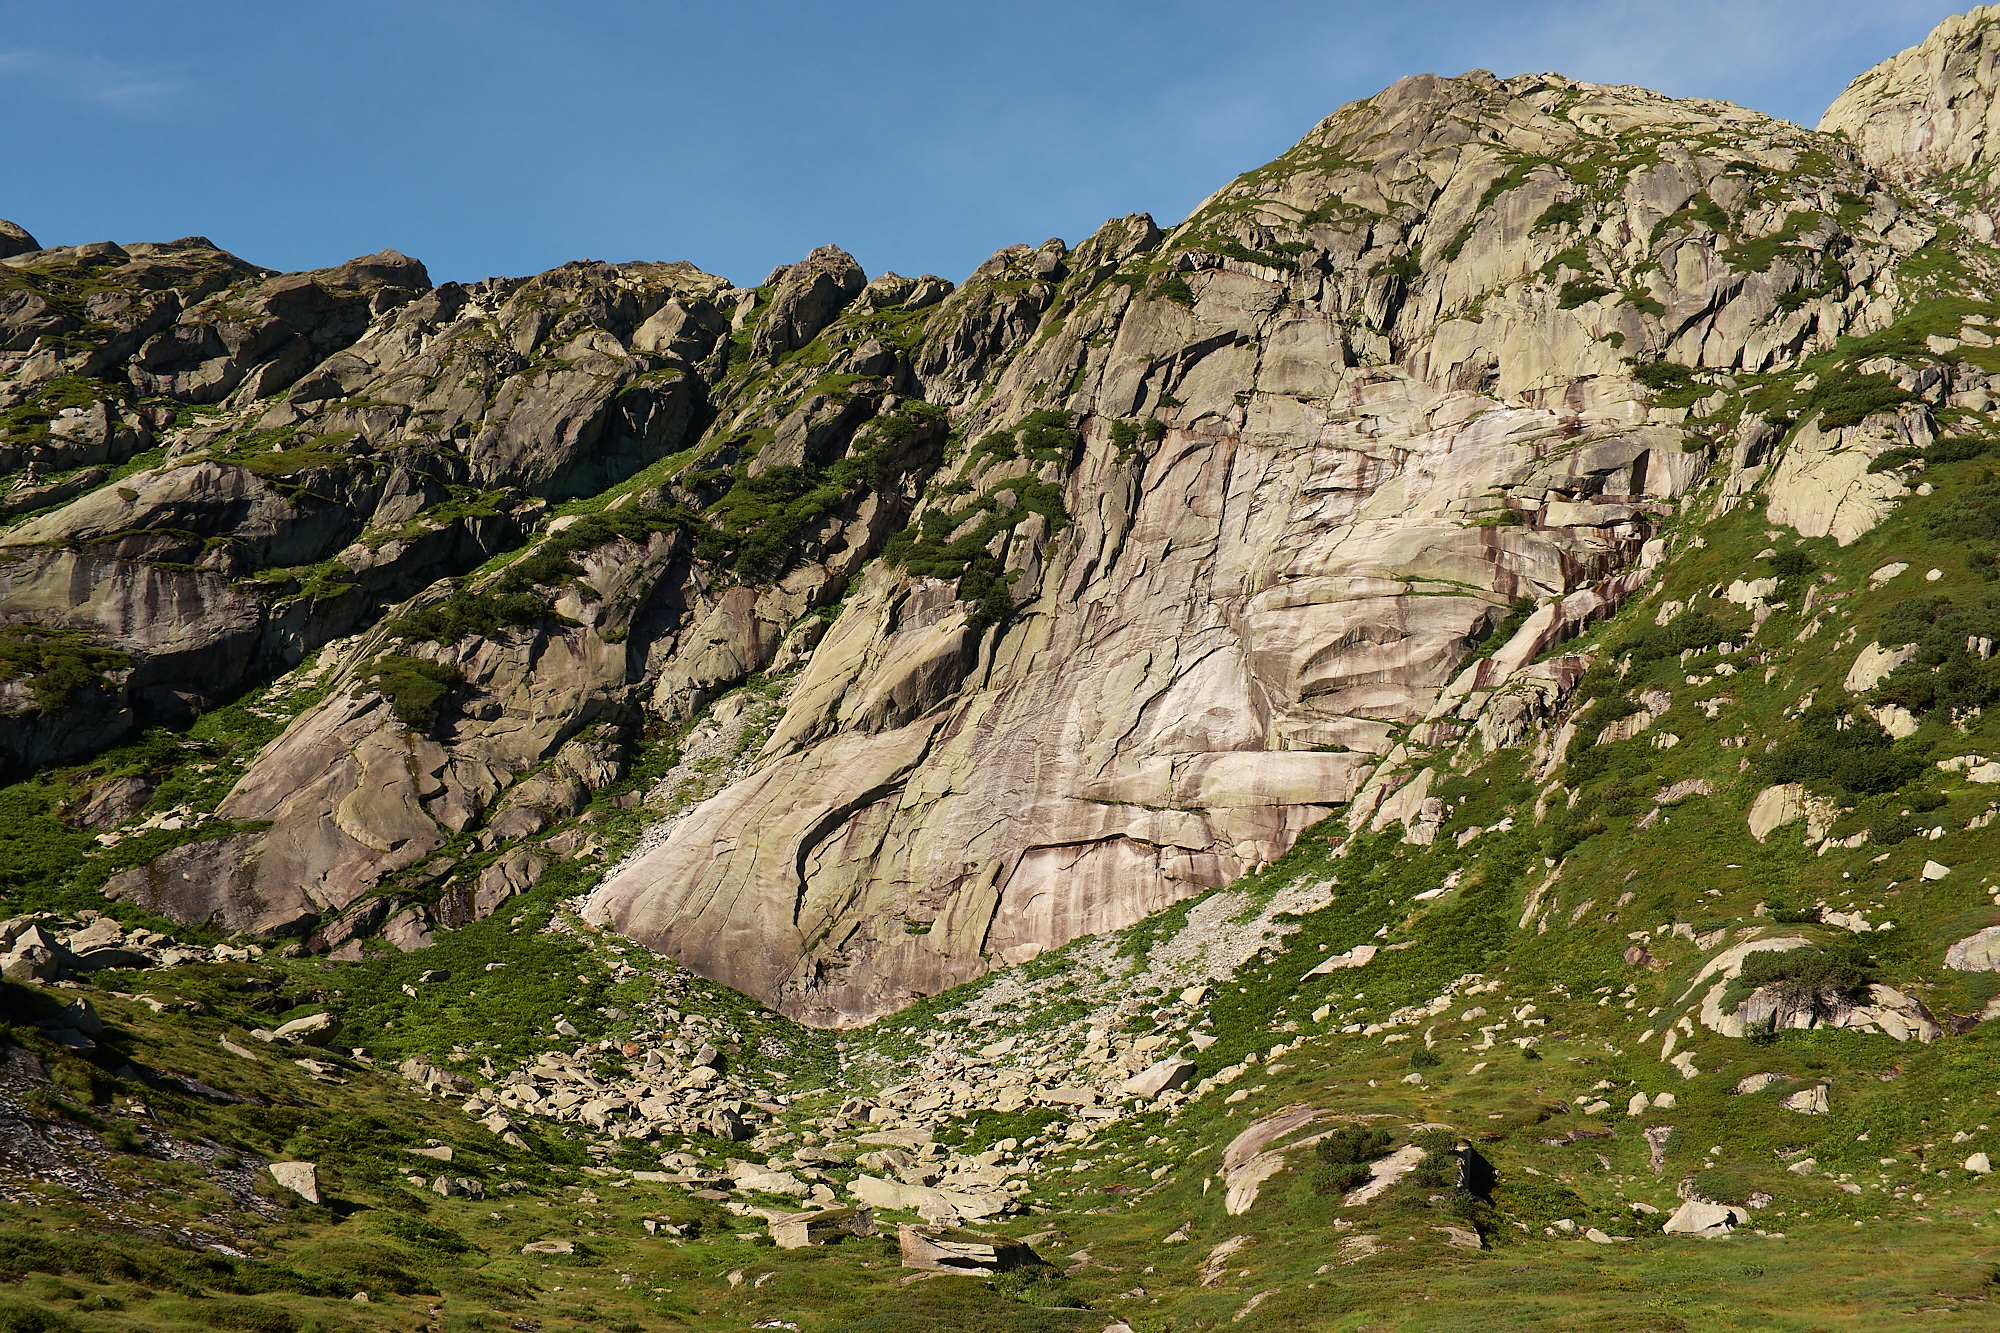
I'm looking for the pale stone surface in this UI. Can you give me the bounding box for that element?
[1119,1057,1197,1099]
[1845,641,1921,693]
[1745,785,1834,843]
[1765,417,1912,546]
[34,61,1935,1027]
[1780,1085,1831,1115]
[1662,1198,1739,1236]
[269,1161,319,1204]
[1946,926,2000,972]
[1821,6,2000,199]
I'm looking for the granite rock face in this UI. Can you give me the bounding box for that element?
[1821,5,2000,200]
[588,70,1917,1024]
[13,23,1993,1024]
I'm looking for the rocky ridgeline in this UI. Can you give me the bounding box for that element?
[9,37,1976,1016]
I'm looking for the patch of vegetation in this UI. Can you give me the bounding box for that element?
[1872,594,2000,718]
[1803,369,1916,431]
[1762,701,1924,795]
[883,412,1072,627]
[1558,279,1612,309]
[362,655,462,733]
[0,627,129,713]
[703,401,948,577]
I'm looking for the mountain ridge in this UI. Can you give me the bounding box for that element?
[2,13,2000,1329]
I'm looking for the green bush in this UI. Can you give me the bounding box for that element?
[1866,446,1921,475]
[881,422,1071,629]
[1871,594,2000,716]
[1408,1129,1462,1188]
[1867,809,1921,845]
[708,402,948,577]
[1730,937,1876,1019]
[1631,361,1697,393]
[1311,1162,1372,1196]
[1763,702,1923,794]
[1315,1125,1393,1166]
[363,656,461,732]
[1805,369,1915,430]
[1534,199,1585,232]
[1924,435,1993,466]
[1558,279,1612,308]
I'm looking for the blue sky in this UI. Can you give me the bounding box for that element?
[0,1,1961,288]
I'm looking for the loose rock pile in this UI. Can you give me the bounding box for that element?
[0,911,261,981]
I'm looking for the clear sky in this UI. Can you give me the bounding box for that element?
[0,1,1964,289]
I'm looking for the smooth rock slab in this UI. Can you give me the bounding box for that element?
[1944,927,2000,974]
[769,1206,876,1249]
[1119,1057,1196,1099]
[269,1161,319,1204]
[1780,1084,1831,1115]
[272,1012,341,1046]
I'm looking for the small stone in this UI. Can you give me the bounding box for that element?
[1922,861,1951,881]
[1966,1152,1992,1175]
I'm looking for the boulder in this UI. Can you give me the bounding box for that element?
[735,1170,809,1198]
[1844,641,1920,693]
[269,1161,320,1204]
[769,1206,876,1249]
[521,1240,574,1255]
[1661,1198,1739,1236]
[1966,1152,1992,1175]
[1780,1084,1831,1115]
[896,1223,1037,1273]
[1746,784,1832,843]
[0,219,39,259]
[1118,1057,1196,1099]
[1304,944,1378,977]
[1947,927,2000,972]
[272,1012,341,1046]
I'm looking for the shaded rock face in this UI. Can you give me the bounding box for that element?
[589,70,1911,1025]
[1821,6,2000,199]
[0,221,38,260]
[0,246,728,762]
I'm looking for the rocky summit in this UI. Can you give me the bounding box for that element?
[5,10,2000,1331]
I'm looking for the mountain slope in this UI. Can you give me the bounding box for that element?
[3,9,2000,1331]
